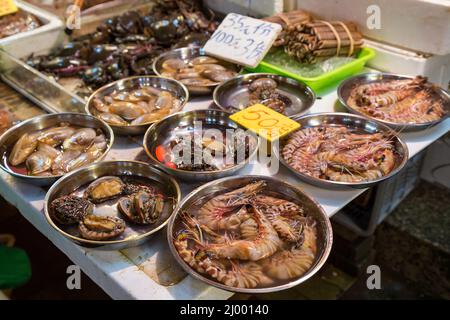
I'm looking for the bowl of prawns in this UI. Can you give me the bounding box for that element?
[167,176,333,293]
[277,112,409,189]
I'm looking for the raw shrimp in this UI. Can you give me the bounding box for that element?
[205,206,282,261]
[261,222,317,280]
[197,181,264,231]
[252,195,305,243]
[199,258,273,288]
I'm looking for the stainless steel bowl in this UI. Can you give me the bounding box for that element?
[167,175,333,293]
[0,113,114,187]
[86,76,189,136]
[276,112,409,189]
[213,73,316,117]
[338,72,450,132]
[152,47,242,95]
[143,109,259,181]
[44,160,181,250]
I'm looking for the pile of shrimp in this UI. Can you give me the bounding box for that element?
[347,76,447,124]
[282,125,397,183]
[173,181,318,289]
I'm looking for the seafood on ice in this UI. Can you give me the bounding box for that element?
[92,87,182,126]
[282,125,399,183]
[347,76,447,124]
[49,176,166,241]
[8,123,108,176]
[172,181,319,289]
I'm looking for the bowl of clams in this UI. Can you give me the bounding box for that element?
[44,161,181,250]
[0,113,113,186]
[153,46,242,95]
[86,76,189,136]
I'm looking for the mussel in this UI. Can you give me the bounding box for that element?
[50,195,93,225]
[118,191,163,225]
[85,176,125,203]
[78,215,126,240]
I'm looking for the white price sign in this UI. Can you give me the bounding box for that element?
[203,13,282,68]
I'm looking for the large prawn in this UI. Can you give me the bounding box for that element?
[199,258,273,288]
[205,206,282,261]
[197,181,264,231]
[252,195,305,243]
[261,222,317,280]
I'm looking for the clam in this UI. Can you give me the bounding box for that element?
[78,215,126,240]
[162,58,187,71]
[8,132,39,166]
[52,149,82,173]
[63,128,97,151]
[50,195,93,225]
[98,112,128,126]
[155,91,174,110]
[118,191,163,224]
[202,69,235,82]
[85,134,107,159]
[64,151,96,173]
[85,176,125,203]
[190,56,219,65]
[25,147,57,175]
[130,110,170,125]
[93,98,110,113]
[109,101,148,120]
[38,126,76,147]
[195,63,226,72]
[180,78,213,86]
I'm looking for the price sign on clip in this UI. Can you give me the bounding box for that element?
[230,104,300,142]
[0,0,18,17]
[203,13,282,68]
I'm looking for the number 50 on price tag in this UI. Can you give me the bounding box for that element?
[230,104,300,142]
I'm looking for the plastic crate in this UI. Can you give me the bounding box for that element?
[332,151,425,236]
[246,47,375,93]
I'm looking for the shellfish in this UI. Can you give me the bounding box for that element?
[78,215,126,240]
[118,190,163,224]
[84,176,125,203]
[50,195,93,225]
[8,132,39,166]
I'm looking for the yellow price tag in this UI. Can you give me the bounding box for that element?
[0,0,18,17]
[230,104,300,142]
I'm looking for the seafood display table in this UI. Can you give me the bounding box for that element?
[0,85,448,300]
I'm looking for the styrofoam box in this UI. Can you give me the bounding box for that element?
[295,0,450,56]
[364,39,450,88]
[205,0,283,17]
[0,0,64,59]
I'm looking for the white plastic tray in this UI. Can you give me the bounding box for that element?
[0,0,64,58]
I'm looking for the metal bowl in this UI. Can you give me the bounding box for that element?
[86,76,189,136]
[44,160,181,250]
[338,72,450,132]
[0,113,114,187]
[213,73,316,117]
[167,175,333,293]
[276,112,409,189]
[152,46,242,95]
[143,109,259,182]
